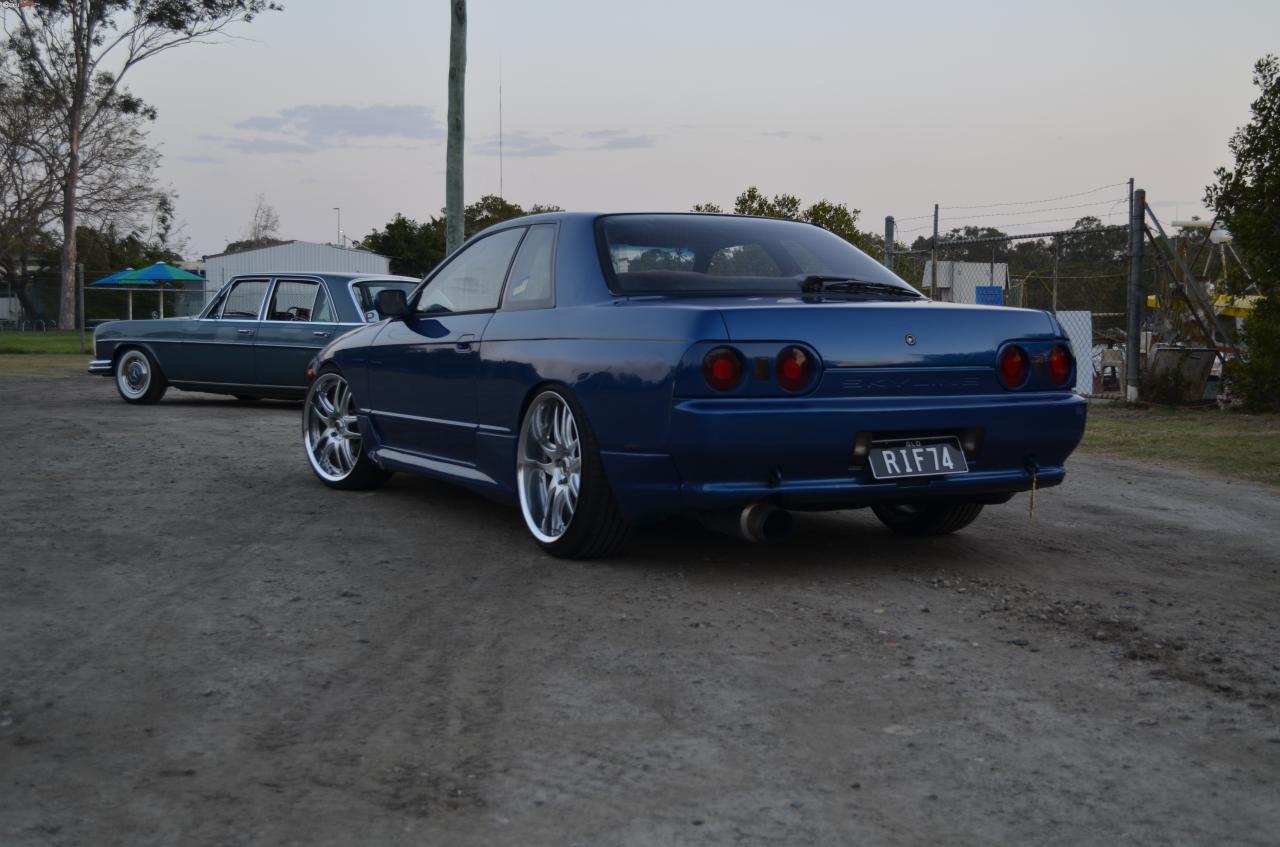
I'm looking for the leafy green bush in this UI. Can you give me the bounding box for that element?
[1226,295,1280,411]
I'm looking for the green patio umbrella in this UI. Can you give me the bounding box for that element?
[116,262,204,284]
[91,263,204,319]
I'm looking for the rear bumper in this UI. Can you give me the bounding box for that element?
[601,391,1086,522]
[88,359,112,376]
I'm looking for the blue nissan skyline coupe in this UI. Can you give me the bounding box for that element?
[302,212,1086,558]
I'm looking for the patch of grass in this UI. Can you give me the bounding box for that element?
[1082,403,1280,487]
[0,330,86,355]
[0,353,86,378]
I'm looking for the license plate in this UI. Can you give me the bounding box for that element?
[868,437,969,480]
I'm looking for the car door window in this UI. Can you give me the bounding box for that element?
[502,224,556,311]
[218,279,268,319]
[267,279,322,321]
[416,228,525,315]
[312,285,335,322]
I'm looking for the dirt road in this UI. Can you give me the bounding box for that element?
[2,371,1277,846]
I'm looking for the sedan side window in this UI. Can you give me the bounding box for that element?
[312,285,335,322]
[502,224,556,311]
[218,279,269,319]
[416,228,525,315]
[267,279,322,321]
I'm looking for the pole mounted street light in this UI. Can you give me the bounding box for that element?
[332,207,342,247]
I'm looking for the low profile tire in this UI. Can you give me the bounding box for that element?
[233,395,262,403]
[517,387,632,559]
[303,369,390,490]
[114,347,167,404]
[871,500,985,536]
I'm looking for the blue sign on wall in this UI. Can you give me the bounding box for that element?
[975,285,1005,306]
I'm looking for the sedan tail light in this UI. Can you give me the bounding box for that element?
[998,345,1029,389]
[703,346,746,392]
[775,346,813,392]
[1048,344,1073,387]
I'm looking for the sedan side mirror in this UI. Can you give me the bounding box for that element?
[375,289,408,320]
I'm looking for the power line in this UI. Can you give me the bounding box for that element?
[942,181,1127,212]
[938,196,1127,224]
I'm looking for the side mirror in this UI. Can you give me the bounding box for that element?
[375,289,408,320]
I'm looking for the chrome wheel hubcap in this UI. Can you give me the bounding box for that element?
[117,351,150,398]
[517,392,581,543]
[305,373,361,481]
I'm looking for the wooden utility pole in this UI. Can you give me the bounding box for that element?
[445,0,467,255]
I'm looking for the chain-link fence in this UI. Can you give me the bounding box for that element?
[0,270,213,329]
[889,224,1151,398]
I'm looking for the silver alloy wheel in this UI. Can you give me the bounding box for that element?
[304,372,363,482]
[116,349,152,400]
[517,391,582,543]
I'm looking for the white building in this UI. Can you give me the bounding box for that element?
[202,241,392,299]
[918,260,1009,304]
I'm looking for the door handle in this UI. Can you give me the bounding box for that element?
[312,331,331,338]
[236,329,255,336]
[455,333,476,351]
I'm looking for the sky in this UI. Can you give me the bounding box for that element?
[120,0,1280,258]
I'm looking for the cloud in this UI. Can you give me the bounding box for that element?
[590,133,654,150]
[176,153,225,164]
[474,128,655,157]
[474,132,570,158]
[761,130,791,138]
[226,138,315,155]
[227,104,443,154]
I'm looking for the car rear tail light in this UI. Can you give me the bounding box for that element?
[775,346,812,392]
[1048,344,1072,386]
[703,346,745,392]
[998,345,1029,389]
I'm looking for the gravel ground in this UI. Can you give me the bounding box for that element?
[2,371,1277,846]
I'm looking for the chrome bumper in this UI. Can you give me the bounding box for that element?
[88,359,112,376]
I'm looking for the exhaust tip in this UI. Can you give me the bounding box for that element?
[740,502,792,543]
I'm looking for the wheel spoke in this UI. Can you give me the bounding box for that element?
[539,481,556,535]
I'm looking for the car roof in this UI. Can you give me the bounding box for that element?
[227,272,418,282]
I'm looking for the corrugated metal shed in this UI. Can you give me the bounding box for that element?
[202,241,391,299]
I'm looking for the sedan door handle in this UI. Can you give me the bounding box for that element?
[455,333,476,352]
[312,331,331,338]
[236,329,255,336]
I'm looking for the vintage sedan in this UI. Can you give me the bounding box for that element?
[302,213,1087,558]
[89,272,418,403]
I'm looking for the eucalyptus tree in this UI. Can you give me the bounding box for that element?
[2,0,280,328]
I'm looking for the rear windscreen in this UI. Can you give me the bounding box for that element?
[596,214,914,295]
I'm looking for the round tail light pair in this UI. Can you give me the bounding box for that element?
[702,346,813,393]
[998,344,1073,389]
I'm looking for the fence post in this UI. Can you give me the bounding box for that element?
[77,263,85,354]
[883,217,894,270]
[1127,188,1145,402]
[930,204,939,298]
[1051,235,1060,313]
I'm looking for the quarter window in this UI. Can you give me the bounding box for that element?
[416,228,525,315]
[502,224,556,310]
[312,285,335,322]
[219,279,268,319]
[267,279,322,321]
